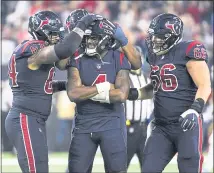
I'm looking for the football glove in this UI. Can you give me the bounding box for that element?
[77,14,103,31]
[93,19,128,47]
[179,109,199,131]
[112,23,128,47]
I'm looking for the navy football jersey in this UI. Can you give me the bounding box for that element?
[147,40,208,122]
[8,40,55,118]
[69,50,130,132]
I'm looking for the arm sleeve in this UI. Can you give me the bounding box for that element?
[114,51,131,73]
[185,40,208,62]
[54,30,83,60]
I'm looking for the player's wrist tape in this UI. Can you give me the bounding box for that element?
[127,88,141,100]
[73,27,85,38]
[130,68,141,75]
[52,80,66,92]
[190,98,205,114]
[95,82,111,94]
[91,91,110,103]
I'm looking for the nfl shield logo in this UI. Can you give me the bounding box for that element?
[96,64,101,69]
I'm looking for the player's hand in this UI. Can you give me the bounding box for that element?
[80,14,103,28]
[93,19,128,47]
[112,24,128,47]
[179,109,199,131]
[94,19,116,35]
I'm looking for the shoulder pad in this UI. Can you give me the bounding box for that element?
[185,40,208,61]
[15,40,45,59]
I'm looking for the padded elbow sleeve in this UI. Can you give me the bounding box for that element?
[54,31,82,60]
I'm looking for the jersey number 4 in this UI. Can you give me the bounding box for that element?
[8,54,19,87]
[92,74,107,85]
[151,64,178,92]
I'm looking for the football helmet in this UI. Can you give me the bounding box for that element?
[146,13,183,56]
[83,20,117,57]
[66,9,89,32]
[28,11,65,45]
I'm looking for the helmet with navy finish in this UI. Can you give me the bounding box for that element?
[146,13,183,56]
[28,10,65,44]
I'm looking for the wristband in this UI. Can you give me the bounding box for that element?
[128,88,139,100]
[190,98,205,113]
[73,27,85,38]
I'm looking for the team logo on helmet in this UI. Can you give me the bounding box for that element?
[38,17,50,30]
[165,21,176,34]
[165,17,182,36]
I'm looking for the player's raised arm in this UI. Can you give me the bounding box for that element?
[27,12,102,66]
[92,19,142,71]
[120,41,142,71]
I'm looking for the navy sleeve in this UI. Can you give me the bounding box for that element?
[114,51,131,74]
[16,40,45,59]
[185,40,208,62]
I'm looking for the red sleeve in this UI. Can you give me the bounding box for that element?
[16,40,45,59]
[185,40,208,61]
[114,51,131,73]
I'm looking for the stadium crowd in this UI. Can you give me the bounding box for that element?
[1,0,213,171]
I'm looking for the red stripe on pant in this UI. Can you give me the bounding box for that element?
[198,116,204,173]
[20,113,36,173]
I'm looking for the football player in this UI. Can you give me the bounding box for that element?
[127,13,211,173]
[65,9,133,173]
[5,10,102,173]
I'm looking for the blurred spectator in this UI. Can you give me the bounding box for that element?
[185,1,201,23]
